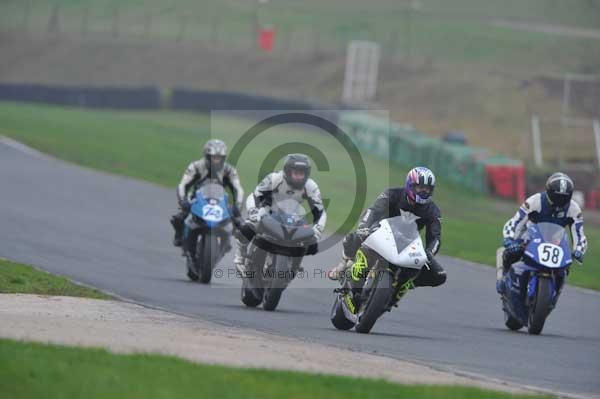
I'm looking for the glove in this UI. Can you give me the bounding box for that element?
[503,238,522,255]
[572,250,584,264]
[247,208,260,223]
[248,207,268,223]
[179,199,191,212]
[312,225,323,240]
[355,227,372,240]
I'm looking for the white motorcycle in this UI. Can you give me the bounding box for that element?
[330,213,428,333]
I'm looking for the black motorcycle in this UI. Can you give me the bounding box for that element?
[240,200,318,311]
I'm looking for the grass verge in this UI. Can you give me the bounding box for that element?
[0,102,597,290]
[0,338,550,399]
[0,257,112,299]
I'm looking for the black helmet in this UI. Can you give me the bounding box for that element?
[283,154,311,189]
[545,172,573,208]
[203,139,227,172]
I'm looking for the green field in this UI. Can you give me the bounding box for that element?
[0,257,112,299]
[0,102,597,289]
[0,0,598,72]
[0,338,549,399]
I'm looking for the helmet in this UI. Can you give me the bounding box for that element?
[203,139,227,171]
[283,154,311,189]
[545,172,573,208]
[405,167,436,204]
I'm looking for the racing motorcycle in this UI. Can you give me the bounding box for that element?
[240,200,318,311]
[184,181,233,283]
[330,213,428,334]
[496,222,573,335]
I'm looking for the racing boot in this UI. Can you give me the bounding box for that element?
[233,237,249,276]
[170,214,185,247]
[496,249,512,294]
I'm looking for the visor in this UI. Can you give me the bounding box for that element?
[414,184,433,196]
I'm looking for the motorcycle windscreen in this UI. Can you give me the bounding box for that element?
[524,222,572,268]
[271,198,308,224]
[260,198,313,244]
[199,182,224,199]
[363,215,427,269]
[192,182,229,224]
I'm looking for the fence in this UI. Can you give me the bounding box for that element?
[4,1,598,65]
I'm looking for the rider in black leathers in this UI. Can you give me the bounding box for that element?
[328,167,446,289]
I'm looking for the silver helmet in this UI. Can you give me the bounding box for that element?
[203,139,227,171]
[283,153,311,189]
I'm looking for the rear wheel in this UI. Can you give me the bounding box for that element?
[241,279,262,307]
[199,233,219,284]
[355,269,393,334]
[330,295,354,330]
[528,276,553,335]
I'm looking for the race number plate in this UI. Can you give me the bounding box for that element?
[202,204,224,222]
[537,243,564,267]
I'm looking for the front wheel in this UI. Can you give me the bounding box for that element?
[262,288,283,311]
[262,255,292,311]
[528,276,553,335]
[199,233,219,284]
[355,269,393,334]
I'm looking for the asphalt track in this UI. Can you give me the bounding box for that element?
[1,139,599,398]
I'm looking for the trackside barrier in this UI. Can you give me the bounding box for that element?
[338,111,525,200]
[0,84,161,109]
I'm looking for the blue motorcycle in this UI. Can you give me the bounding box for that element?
[184,182,233,283]
[497,222,573,335]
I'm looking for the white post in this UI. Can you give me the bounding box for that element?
[593,119,600,170]
[342,43,357,103]
[342,41,380,103]
[531,114,543,168]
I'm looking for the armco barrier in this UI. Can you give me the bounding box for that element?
[170,89,344,128]
[338,111,525,198]
[0,84,161,109]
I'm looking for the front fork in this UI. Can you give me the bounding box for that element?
[341,248,419,312]
[526,270,566,309]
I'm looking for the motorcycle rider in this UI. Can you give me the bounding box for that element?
[170,139,244,251]
[234,153,326,273]
[500,172,587,283]
[328,166,446,293]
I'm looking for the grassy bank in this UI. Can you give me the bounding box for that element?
[0,102,597,290]
[0,257,112,299]
[0,339,550,399]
